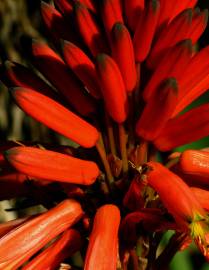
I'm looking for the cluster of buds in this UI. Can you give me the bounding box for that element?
[1,0,209,269]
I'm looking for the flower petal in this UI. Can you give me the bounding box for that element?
[10,87,99,147]
[5,146,100,185]
[84,204,120,270]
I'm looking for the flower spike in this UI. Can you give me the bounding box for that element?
[10,87,99,148]
[63,41,101,99]
[0,199,83,269]
[133,0,160,62]
[84,204,120,270]
[111,22,137,92]
[96,53,127,123]
[5,146,100,184]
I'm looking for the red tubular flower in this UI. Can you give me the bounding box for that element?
[136,78,178,141]
[157,0,197,29]
[145,162,209,251]
[31,40,96,116]
[0,199,83,269]
[179,150,209,178]
[63,41,101,99]
[154,103,209,151]
[101,0,123,38]
[148,9,193,67]
[84,204,120,270]
[189,8,208,44]
[0,61,58,100]
[10,87,99,148]
[191,187,209,212]
[41,2,76,45]
[121,209,176,246]
[173,45,209,116]
[124,0,144,31]
[143,39,192,101]
[74,1,107,56]
[0,217,30,238]
[111,22,137,92]
[123,175,146,211]
[4,146,100,185]
[22,229,82,270]
[54,0,73,14]
[77,0,97,13]
[133,0,160,62]
[96,54,127,123]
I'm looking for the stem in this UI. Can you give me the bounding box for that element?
[130,248,140,270]
[96,136,114,188]
[118,123,129,173]
[105,113,117,156]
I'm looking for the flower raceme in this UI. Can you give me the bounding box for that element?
[1,0,209,269]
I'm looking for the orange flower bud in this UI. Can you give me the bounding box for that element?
[1,61,58,100]
[189,9,208,44]
[173,46,209,116]
[146,162,205,225]
[74,1,107,56]
[144,40,192,100]
[154,103,209,151]
[41,2,75,44]
[54,0,73,14]
[148,9,193,67]
[10,87,99,148]
[32,40,96,116]
[63,41,101,99]
[78,0,97,13]
[111,23,137,92]
[136,78,178,141]
[0,217,30,238]
[191,187,209,212]
[0,199,83,269]
[133,0,160,62]
[5,146,100,185]
[179,150,209,178]
[146,161,209,253]
[22,229,82,270]
[124,0,144,31]
[84,204,120,270]
[96,54,127,123]
[101,0,123,37]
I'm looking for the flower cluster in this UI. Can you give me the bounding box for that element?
[1,0,209,269]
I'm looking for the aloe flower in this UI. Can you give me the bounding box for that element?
[1,0,209,269]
